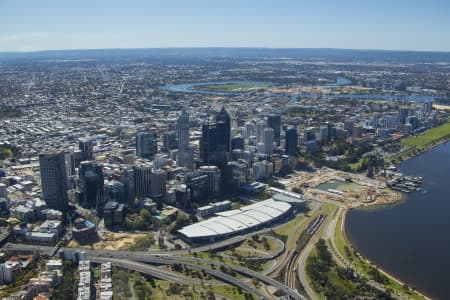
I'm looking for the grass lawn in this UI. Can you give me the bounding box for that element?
[206,284,253,300]
[273,212,308,237]
[333,211,347,259]
[154,276,258,300]
[93,266,101,280]
[339,182,366,192]
[225,235,280,258]
[149,279,200,300]
[193,83,268,92]
[337,86,381,94]
[401,122,450,148]
[348,156,367,172]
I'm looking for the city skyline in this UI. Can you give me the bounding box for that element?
[1,2,450,298]
[1,0,450,52]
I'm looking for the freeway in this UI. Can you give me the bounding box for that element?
[90,256,266,299]
[3,243,301,299]
[134,254,305,300]
[296,206,335,300]
[285,214,325,295]
[90,256,209,285]
[266,201,321,280]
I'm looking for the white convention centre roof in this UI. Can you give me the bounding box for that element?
[178,199,291,239]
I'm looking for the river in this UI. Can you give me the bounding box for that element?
[159,80,268,95]
[346,142,450,299]
[160,77,443,102]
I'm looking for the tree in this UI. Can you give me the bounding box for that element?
[170,213,191,234]
[140,209,152,223]
[252,277,260,288]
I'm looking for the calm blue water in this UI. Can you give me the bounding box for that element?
[159,80,268,95]
[346,142,450,299]
[326,76,352,87]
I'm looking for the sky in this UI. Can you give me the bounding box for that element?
[1,0,450,52]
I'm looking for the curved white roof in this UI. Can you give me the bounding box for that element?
[178,199,291,239]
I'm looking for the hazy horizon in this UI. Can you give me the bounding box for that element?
[1,0,450,52]
[2,46,450,54]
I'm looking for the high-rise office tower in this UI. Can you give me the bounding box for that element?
[304,127,316,142]
[177,109,194,169]
[231,135,245,151]
[398,107,410,123]
[256,120,266,143]
[39,152,69,212]
[200,121,230,164]
[267,114,281,146]
[228,160,248,187]
[79,161,104,208]
[285,126,298,156]
[64,152,74,177]
[252,160,274,181]
[198,165,221,195]
[184,172,209,202]
[153,154,169,170]
[215,107,231,153]
[318,125,329,142]
[120,166,135,204]
[179,148,194,170]
[136,132,158,159]
[150,169,167,197]
[244,121,256,139]
[422,101,433,113]
[178,109,189,151]
[79,138,94,161]
[406,115,419,130]
[134,164,152,200]
[344,120,354,135]
[105,180,124,203]
[0,183,7,199]
[264,127,274,155]
[162,131,177,153]
[372,114,380,129]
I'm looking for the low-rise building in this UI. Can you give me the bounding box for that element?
[72,218,98,244]
[0,255,34,284]
[100,262,113,300]
[197,200,232,218]
[77,260,91,300]
[103,201,125,227]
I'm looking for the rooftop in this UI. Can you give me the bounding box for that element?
[178,198,291,239]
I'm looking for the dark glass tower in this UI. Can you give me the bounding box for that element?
[79,161,104,208]
[267,114,281,146]
[136,132,158,159]
[285,126,298,156]
[79,138,94,161]
[200,121,230,164]
[39,152,69,212]
[215,107,231,153]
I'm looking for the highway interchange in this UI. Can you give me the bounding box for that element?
[2,192,362,300]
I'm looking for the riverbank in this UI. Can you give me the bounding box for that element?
[343,142,450,299]
[388,121,450,165]
[337,209,430,300]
